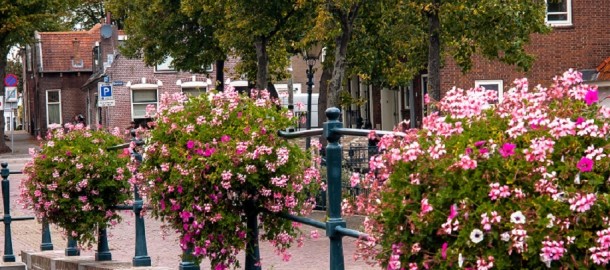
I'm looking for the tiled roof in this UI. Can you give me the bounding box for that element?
[38,24,101,72]
[597,57,610,81]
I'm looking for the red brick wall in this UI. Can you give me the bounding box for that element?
[34,72,91,133]
[441,1,610,94]
[85,56,240,130]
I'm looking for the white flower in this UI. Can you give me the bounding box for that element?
[469,228,484,244]
[574,172,581,185]
[540,254,552,268]
[546,213,555,228]
[500,232,510,242]
[510,211,526,224]
[458,253,464,267]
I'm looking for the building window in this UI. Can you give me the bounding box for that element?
[475,80,504,103]
[155,56,175,72]
[132,88,158,119]
[546,0,572,26]
[421,74,428,116]
[205,64,213,72]
[71,59,84,68]
[182,86,207,97]
[46,90,62,125]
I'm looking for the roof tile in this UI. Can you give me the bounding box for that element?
[39,24,101,72]
[597,57,610,81]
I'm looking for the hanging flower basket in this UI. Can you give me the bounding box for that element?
[354,70,610,269]
[21,124,133,246]
[138,89,323,268]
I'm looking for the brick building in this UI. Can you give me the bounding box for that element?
[22,24,239,134]
[422,0,609,127]
[21,25,102,136]
[334,0,610,131]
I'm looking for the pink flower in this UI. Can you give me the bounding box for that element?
[441,242,448,259]
[449,204,458,219]
[499,143,516,158]
[186,140,195,149]
[577,157,594,172]
[568,193,596,213]
[585,89,598,105]
[420,198,433,217]
[220,135,231,143]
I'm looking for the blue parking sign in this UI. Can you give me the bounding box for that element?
[99,83,113,99]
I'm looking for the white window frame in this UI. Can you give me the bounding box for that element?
[181,83,208,97]
[205,64,213,72]
[130,86,158,119]
[46,89,62,125]
[545,0,572,27]
[421,74,428,117]
[155,56,176,73]
[475,80,504,103]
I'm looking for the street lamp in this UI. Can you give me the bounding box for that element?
[302,43,323,150]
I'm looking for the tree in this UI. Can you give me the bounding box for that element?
[418,0,550,100]
[0,0,75,153]
[109,0,315,93]
[107,0,227,82]
[209,0,316,91]
[324,0,362,107]
[65,0,105,30]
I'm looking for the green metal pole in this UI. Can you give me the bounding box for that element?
[305,63,314,150]
[323,108,346,270]
[65,237,80,256]
[40,218,53,251]
[132,185,151,266]
[1,163,15,262]
[178,246,200,270]
[245,200,261,270]
[96,227,112,261]
[130,147,151,266]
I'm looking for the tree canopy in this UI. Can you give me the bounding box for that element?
[108,0,316,92]
[0,0,76,153]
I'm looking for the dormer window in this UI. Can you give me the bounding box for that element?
[72,58,84,68]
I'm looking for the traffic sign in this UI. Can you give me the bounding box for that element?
[4,74,18,87]
[98,100,116,107]
[98,82,113,100]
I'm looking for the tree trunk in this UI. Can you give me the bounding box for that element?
[427,0,442,101]
[215,59,224,91]
[328,19,353,108]
[0,48,12,153]
[318,63,333,153]
[254,38,268,91]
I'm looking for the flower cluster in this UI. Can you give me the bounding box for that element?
[351,69,610,269]
[138,87,322,268]
[20,124,132,246]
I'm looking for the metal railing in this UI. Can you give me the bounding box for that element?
[2,107,402,270]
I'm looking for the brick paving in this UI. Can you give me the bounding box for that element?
[0,131,378,269]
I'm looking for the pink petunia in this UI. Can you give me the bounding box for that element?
[577,157,594,172]
[585,89,598,105]
[498,143,516,158]
[441,242,448,259]
[449,204,458,219]
[186,140,195,149]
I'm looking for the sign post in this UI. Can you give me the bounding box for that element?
[98,82,115,107]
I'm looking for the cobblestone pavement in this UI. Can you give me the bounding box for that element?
[0,131,378,269]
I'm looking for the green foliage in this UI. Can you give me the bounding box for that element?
[107,0,225,73]
[21,125,132,247]
[355,71,610,269]
[139,89,322,267]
